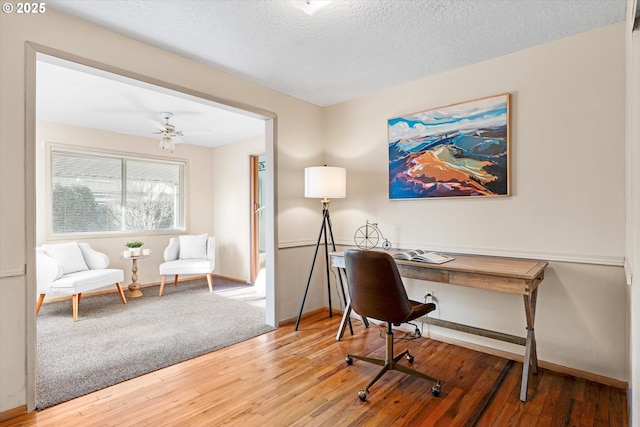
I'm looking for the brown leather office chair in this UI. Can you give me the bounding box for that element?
[344,249,442,401]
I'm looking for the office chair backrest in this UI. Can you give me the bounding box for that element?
[345,249,414,324]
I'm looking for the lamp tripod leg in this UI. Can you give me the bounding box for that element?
[295,208,329,331]
[322,211,332,316]
[296,204,349,332]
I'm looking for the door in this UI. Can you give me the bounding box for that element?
[250,154,266,283]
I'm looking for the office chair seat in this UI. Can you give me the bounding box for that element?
[344,249,442,401]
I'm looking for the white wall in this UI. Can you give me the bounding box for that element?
[625,0,640,421]
[212,136,265,281]
[324,23,628,381]
[0,8,323,414]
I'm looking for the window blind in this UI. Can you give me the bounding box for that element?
[51,149,184,234]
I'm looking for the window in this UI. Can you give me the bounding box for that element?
[51,148,185,235]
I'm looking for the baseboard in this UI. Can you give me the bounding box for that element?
[628,388,633,427]
[146,274,247,287]
[209,274,248,284]
[40,274,244,303]
[0,404,26,423]
[338,309,627,390]
[279,307,325,326]
[426,331,628,389]
[429,333,629,389]
[279,307,344,327]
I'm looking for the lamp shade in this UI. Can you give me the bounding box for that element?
[305,166,346,199]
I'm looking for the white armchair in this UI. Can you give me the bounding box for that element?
[36,242,127,321]
[158,234,216,296]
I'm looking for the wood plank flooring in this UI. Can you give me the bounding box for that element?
[1,311,628,427]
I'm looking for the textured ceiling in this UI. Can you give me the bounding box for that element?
[39,0,627,149]
[48,0,627,107]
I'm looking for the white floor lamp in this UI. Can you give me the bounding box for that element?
[295,165,351,331]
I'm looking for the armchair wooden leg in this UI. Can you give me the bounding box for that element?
[174,275,179,287]
[72,294,79,322]
[159,276,167,296]
[116,283,127,304]
[206,273,214,293]
[36,294,45,315]
[78,293,82,304]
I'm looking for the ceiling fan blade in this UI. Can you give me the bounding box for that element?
[182,130,215,135]
[147,118,167,132]
[118,130,155,136]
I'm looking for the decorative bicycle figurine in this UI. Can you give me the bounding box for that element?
[353,220,392,250]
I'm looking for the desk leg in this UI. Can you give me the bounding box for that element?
[337,302,352,341]
[336,302,370,341]
[520,288,539,402]
[335,267,369,341]
[336,268,354,336]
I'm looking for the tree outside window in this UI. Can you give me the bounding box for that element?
[51,149,184,235]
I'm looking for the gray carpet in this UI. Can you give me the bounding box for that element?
[36,279,273,409]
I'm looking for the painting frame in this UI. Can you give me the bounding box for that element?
[388,93,510,200]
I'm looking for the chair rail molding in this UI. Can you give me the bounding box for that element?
[278,239,624,267]
[0,265,26,278]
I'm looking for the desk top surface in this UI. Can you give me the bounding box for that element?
[331,250,548,281]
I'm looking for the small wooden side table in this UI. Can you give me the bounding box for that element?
[120,254,149,298]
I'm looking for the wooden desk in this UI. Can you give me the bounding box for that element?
[330,251,548,402]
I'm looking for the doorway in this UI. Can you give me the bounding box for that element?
[27,45,278,410]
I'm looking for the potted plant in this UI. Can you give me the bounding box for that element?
[125,241,144,257]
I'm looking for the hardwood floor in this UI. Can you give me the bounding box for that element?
[1,311,628,427]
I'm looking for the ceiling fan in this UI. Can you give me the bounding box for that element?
[151,112,183,152]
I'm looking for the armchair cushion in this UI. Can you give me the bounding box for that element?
[78,242,109,270]
[47,268,125,295]
[36,247,64,284]
[179,233,208,260]
[159,258,215,276]
[41,242,89,275]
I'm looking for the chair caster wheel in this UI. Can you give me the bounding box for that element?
[407,354,414,363]
[346,356,353,365]
[431,382,442,397]
[358,390,367,401]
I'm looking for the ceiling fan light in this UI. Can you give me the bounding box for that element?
[160,136,175,152]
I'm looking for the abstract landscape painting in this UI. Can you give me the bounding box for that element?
[388,94,510,199]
